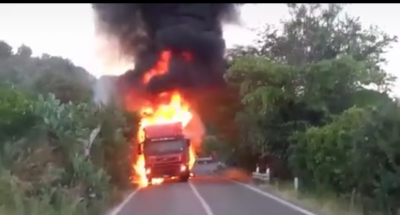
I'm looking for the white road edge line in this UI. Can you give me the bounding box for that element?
[189,182,214,215]
[109,188,141,215]
[235,182,317,215]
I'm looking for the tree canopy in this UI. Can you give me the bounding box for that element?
[205,4,400,214]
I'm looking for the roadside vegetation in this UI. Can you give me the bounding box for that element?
[0,41,139,215]
[202,4,400,215]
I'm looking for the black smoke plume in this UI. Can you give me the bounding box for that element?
[92,4,242,95]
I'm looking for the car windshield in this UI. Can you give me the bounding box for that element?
[144,140,185,154]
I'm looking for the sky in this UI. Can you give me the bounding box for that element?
[0,4,400,93]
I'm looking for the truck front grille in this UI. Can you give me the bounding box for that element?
[155,156,179,163]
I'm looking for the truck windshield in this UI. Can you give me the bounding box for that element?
[144,140,185,154]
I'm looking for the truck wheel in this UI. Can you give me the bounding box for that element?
[147,178,152,186]
[179,174,190,183]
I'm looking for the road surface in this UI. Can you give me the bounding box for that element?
[112,163,314,215]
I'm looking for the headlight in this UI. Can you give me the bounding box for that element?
[180,164,187,172]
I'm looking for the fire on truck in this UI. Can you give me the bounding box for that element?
[137,122,191,185]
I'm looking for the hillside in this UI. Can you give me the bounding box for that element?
[0,41,96,103]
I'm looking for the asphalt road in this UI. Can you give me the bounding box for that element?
[112,163,314,215]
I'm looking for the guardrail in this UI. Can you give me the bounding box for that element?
[252,167,271,181]
[252,167,299,191]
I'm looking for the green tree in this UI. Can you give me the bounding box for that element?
[224,3,397,168]
[16,44,32,58]
[0,41,96,103]
[0,41,12,59]
[222,4,400,213]
[0,40,139,215]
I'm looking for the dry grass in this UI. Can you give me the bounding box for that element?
[257,182,363,215]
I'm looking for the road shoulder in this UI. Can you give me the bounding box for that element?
[236,182,317,215]
[251,182,362,215]
[193,179,308,215]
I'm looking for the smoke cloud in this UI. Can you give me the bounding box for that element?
[92,4,242,95]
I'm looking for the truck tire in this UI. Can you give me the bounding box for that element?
[179,174,190,183]
[147,178,152,186]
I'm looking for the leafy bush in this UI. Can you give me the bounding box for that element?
[214,4,400,214]
[0,41,139,214]
[0,87,139,214]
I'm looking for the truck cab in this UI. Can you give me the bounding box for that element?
[139,122,191,184]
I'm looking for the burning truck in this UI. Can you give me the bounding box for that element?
[139,122,192,184]
[92,4,241,187]
[132,91,196,187]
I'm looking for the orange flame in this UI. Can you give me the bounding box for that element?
[130,50,197,188]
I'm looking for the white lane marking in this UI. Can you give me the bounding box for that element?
[236,182,317,215]
[189,182,215,215]
[109,188,141,215]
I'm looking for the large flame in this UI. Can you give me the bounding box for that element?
[130,50,197,188]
